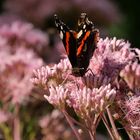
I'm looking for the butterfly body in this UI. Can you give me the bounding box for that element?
[54,13,99,76]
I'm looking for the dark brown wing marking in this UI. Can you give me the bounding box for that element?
[54,15,78,68]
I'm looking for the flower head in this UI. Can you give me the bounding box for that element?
[115,95,140,139]
[67,84,116,119]
[0,20,50,106]
[120,61,140,91]
[44,85,68,109]
[31,58,72,89]
[0,48,43,105]
[0,21,48,52]
[89,38,134,80]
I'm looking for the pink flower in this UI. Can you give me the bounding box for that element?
[0,48,43,105]
[0,21,48,50]
[82,73,111,89]
[67,84,116,119]
[44,86,68,109]
[89,38,134,80]
[31,58,72,88]
[0,21,48,105]
[120,61,140,91]
[116,95,140,139]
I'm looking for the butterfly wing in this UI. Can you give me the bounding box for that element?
[54,15,78,68]
[76,13,99,76]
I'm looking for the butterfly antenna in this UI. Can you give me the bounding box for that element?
[54,14,60,26]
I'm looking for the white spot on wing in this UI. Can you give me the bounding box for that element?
[77,30,83,38]
[60,31,63,39]
[83,25,86,29]
[55,23,58,27]
[60,26,63,30]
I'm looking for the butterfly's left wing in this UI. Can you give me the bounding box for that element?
[54,15,78,68]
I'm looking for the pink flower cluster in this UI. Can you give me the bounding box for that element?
[0,21,47,125]
[32,37,140,139]
[90,38,134,77]
[0,21,48,49]
[67,84,116,118]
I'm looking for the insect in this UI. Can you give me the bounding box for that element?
[54,13,99,76]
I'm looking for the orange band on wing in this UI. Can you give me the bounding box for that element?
[66,32,70,55]
[77,31,90,56]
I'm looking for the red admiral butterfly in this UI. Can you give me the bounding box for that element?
[54,13,99,76]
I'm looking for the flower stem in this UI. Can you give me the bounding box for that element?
[13,105,21,140]
[89,130,96,140]
[106,107,121,140]
[64,111,85,128]
[62,110,81,140]
[86,116,97,140]
[126,131,135,140]
[102,113,116,140]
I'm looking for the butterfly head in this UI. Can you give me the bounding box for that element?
[78,13,87,25]
[78,13,94,32]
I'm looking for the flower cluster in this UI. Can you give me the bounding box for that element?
[0,21,48,50]
[67,84,116,119]
[0,20,49,140]
[31,58,72,89]
[31,37,140,139]
[0,21,46,125]
[0,48,43,105]
[89,38,134,77]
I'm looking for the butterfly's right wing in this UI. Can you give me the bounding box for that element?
[54,15,78,68]
[76,13,99,75]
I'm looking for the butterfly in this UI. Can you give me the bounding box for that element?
[54,13,99,76]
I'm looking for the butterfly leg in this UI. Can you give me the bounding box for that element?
[60,73,70,85]
[86,68,95,76]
